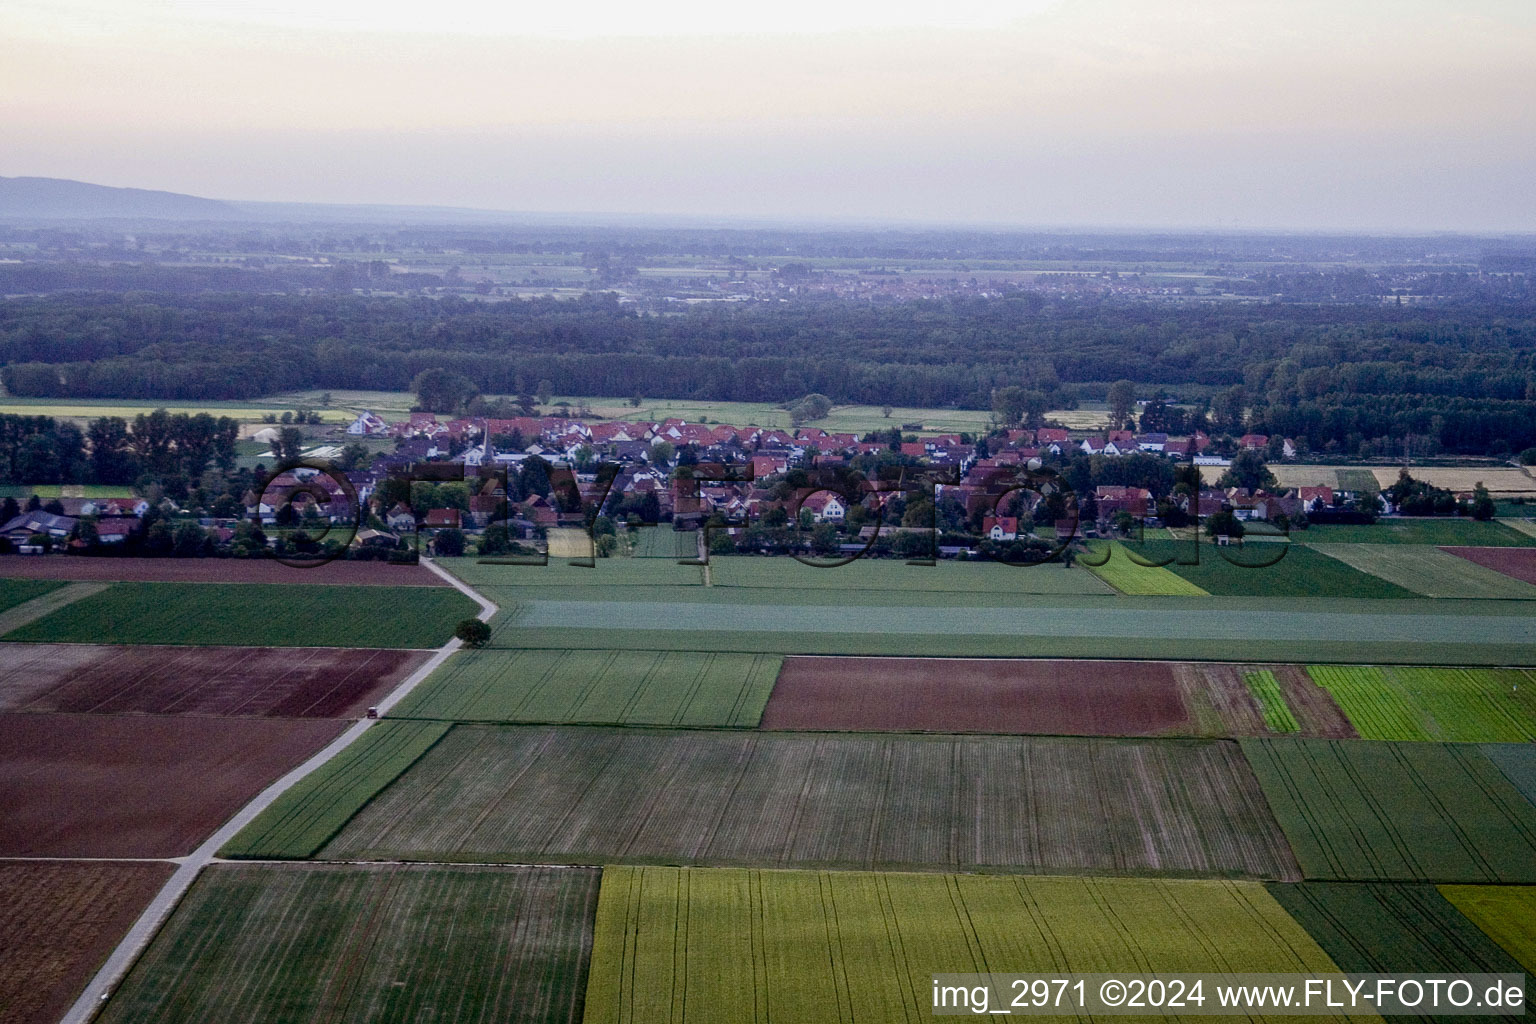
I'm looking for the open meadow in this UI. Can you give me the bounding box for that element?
[94,863,599,1024]
[1303,665,1536,741]
[1,581,477,647]
[317,725,1298,879]
[585,867,1350,1024]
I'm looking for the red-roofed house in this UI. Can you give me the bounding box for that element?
[982,515,1019,541]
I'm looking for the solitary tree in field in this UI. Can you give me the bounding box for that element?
[455,618,492,648]
[881,405,893,419]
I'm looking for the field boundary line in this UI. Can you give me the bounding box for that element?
[57,557,496,1024]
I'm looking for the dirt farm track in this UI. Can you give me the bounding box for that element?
[0,645,430,718]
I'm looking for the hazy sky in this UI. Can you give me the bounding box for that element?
[5,0,1535,230]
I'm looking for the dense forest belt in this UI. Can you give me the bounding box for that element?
[2,291,1535,450]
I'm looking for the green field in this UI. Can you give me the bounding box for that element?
[1267,882,1526,980]
[1083,542,1209,595]
[1127,541,1419,598]
[1305,666,1536,741]
[390,649,779,727]
[0,578,63,614]
[2,581,477,647]
[224,720,450,859]
[318,726,1297,878]
[709,553,1115,595]
[1242,670,1300,733]
[0,397,353,423]
[95,863,598,1024]
[1439,886,1536,972]
[1481,744,1536,804]
[1308,544,1536,598]
[1241,739,1536,883]
[1334,469,1382,492]
[585,867,1348,1024]
[1306,520,1536,546]
[488,592,1536,665]
[437,555,706,590]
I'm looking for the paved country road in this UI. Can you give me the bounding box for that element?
[57,559,496,1024]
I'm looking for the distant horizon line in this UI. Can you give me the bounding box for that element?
[4,173,1536,238]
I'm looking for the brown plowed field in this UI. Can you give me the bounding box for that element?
[762,657,1356,738]
[0,713,344,857]
[762,657,1189,734]
[0,645,428,718]
[0,557,444,586]
[0,860,174,1024]
[1442,546,1536,586]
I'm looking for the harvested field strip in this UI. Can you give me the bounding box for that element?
[1084,542,1209,595]
[0,860,175,1024]
[1266,882,1525,978]
[3,581,478,647]
[0,578,62,612]
[0,644,428,718]
[222,720,450,859]
[0,712,344,858]
[1480,744,1536,805]
[390,649,779,727]
[0,557,447,585]
[1305,666,1536,741]
[95,863,599,1024]
[1308,543,1536,599]
[1438,886,1536,972]
[1240,739,1536,883]
[320,725,1299,879]
[585,867,1350,1024]
[1441,545,1536,586]
[1243,671,1300,733]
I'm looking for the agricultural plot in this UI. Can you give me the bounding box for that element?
[585,867,1348,1024]
[0,577,61,612]
[223,720,450,859]
[1307,543,1536,598]
[1438,886,1536,972]
[94,863,600,1024]
[0,556,447,585]
[1305,666,1536,741]
[0,860,175,1024]
[1240,739,1536,883]
[391,649,778,727]
[1084,542,1209,595]
[1266,882,1526,982]
[1481,743,1536,804]
[1334,468,1384,493]
[0,644,428,718]
[1134,542,1417,598]
[495,595,1536,664]
[0,712,343,857]
[764,657,1355,738]
[1242,670,1300,733]
[1305,520,1536,546]
[1441,545,1536,586]
[2,581,478,647]
[709,555,1115,595]
[437,554,705,590]
[320,725,1298,879]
